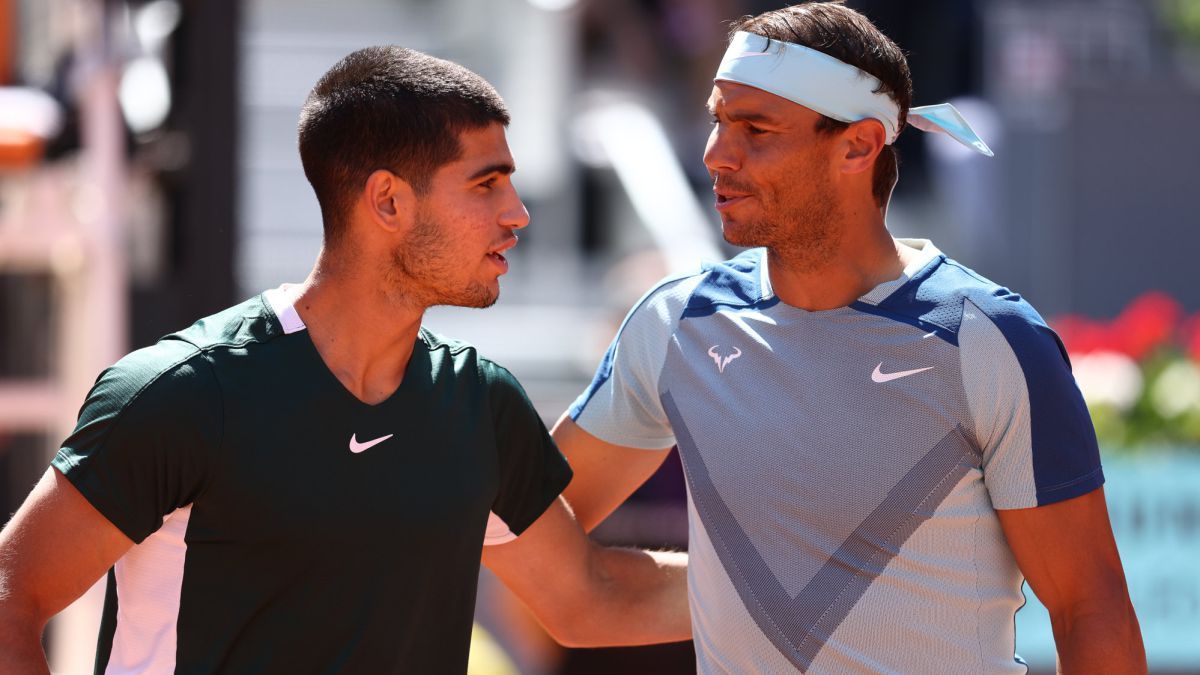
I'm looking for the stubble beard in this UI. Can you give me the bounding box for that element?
[722,173,842,272]
[390,211,498,310]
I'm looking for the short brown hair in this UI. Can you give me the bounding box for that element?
[298,46,510,247]
[729,2,912,206]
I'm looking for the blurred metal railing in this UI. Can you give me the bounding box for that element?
[0,2,129,672]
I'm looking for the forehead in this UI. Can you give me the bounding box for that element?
[708,80,820,124]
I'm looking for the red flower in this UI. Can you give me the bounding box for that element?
[1052,292,1187,360]
[1053,314,1117,356]
[1183,312,1200,363]
[1110,292,1182,360]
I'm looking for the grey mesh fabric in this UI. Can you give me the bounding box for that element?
[570,240,1103,673]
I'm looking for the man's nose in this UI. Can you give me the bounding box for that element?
[703,125,739,175]
[501,187,530,230]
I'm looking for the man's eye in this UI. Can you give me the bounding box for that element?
[479,177,497,189]
[747,125,768,135]
[708,116,719,126]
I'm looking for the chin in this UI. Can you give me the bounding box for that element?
[457,283,500,309]
[474,288,500,309]
[721,221,764,248]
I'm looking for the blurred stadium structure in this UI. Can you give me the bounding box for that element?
[1,0,1198,672]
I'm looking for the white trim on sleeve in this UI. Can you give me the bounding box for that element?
[483,510,517,546]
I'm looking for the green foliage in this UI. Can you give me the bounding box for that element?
[1162,0,1200,44]
[1094,347,1200,453]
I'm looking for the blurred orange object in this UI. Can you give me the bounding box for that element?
[0,127,44,168]
[0,85,62,168]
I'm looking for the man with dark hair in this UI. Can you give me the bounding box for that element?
[554,2,1145,672]
[297,46,514,247]
[0,46,689,674]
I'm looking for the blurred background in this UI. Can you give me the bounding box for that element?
[1,0,1198,672]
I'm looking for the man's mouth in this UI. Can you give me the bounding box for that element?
[713,176,753,209]
[715,190,752,209]
[486,237,518,268]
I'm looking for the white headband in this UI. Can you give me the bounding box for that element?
[715,31,993,156]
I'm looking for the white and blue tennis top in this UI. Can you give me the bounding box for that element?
[570,240,1103,673]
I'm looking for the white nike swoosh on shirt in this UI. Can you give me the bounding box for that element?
[871,363,934,383]
[349,433,394,454]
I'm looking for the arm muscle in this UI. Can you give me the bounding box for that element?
[0,468,133,672]
[997,488,1145,673]
[482,497,689,647]
[551,414,671,532]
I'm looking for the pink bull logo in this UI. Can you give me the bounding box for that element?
[708,345,742,373]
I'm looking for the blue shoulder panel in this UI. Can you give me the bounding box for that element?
[876,258,1102,506]
[868,254,964,343]
[569,340,617,421]
[945,261,1103,505]
[682,249,780,319]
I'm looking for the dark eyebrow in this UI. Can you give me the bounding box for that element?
[468,162,515,182]
[720,108,778,125]
[706,102,779,126]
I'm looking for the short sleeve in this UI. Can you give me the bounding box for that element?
[568,273,706,449]
[51,341,222,543]
[959,298,1103,509]
[481,360,572,539]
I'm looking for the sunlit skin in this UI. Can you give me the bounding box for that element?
[282,122,529,405]
[0,116,692,674]
[390,123,530,309]
[703,80,913,311]
[704,82,842,261]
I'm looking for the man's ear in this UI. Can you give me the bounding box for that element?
[840,118,886,175]
[363,169,416,233]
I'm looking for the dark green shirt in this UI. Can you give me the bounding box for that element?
[52,289,572,674]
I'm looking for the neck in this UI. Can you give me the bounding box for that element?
[290,248,426,405]
[766,202,908,311]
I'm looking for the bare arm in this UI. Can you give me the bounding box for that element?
[0,468,133,673]
[551,414,672,533]
[482,496,689,648]
[996,487,1145,674]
